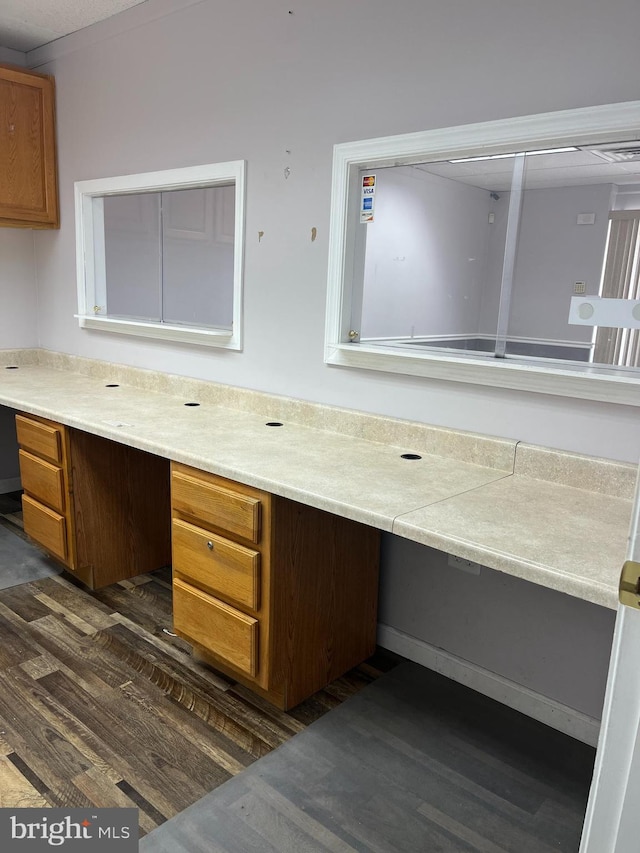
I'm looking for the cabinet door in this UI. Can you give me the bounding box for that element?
[0,65,59,228]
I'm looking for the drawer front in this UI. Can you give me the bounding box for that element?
[16,415,63,464]
[22,494,67,562]
[172,518,260,611]
[172,469,261,543]
[173,578,258,677]
[19,449,65,512]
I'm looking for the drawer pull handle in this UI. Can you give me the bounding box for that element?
[207,540,214,551]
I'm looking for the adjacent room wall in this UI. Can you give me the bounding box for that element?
[360,174,611,349]
[509,183,612,342]
[478,192,509,338]
[360,167,490,340]
[481,184,613,345]
[614,184,640,210]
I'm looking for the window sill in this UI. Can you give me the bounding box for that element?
[325,343,640,406]
[76,315,240,350]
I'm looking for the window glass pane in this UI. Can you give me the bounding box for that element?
[161,185,235,329]
[353,144,640,367]
[325,105,640,401]
[591,210,640,368]
[76,160,244,349]
[506,147,640,365]
[357,161,511,355]
[506,150,611,362]
[103,193,161,321]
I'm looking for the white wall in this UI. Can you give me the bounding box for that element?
[0,229,37,490]
[0,124,39,484]
[0,406,20,491]
[18,0,640,718]
[361,167,490,339]
[0,229,38,348]
[0,47,25,65]
[379,537,616,720]
[27,0,640,464]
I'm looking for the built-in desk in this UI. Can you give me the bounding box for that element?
[0,350,634,613]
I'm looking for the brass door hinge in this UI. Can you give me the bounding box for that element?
[619,561,640,608]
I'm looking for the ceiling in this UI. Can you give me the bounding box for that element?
[417,146,640,192]
[0,0,149,52]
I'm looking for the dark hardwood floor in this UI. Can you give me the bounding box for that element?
[0,504,393,837]
[143,663,595,853]
[0,493,595,851]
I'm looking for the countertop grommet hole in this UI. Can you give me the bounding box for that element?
[401,453,422,460]
[185,402,200,407]
[266,421,283,427]
[105,383,119,387]
[5,366,18,370]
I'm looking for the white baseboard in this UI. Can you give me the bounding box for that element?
[378,624,600,747]
[0,477,21,495]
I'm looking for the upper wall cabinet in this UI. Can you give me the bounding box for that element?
[0,64,59,229]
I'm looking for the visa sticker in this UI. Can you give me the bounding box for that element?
[360,174,376,223]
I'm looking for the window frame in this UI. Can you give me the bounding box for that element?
[324,102,640,406]
[74,161,246,349]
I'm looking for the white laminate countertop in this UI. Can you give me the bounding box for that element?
[0,354,634,610]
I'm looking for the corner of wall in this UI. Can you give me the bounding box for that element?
[0,47,27,66]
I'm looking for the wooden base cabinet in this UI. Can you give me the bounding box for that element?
[16,413,171,588]
[171,462,380,710]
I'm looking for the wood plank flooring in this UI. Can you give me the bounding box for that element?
[0,494,595,851]
[0,513,393,838]
[142,662,595,853]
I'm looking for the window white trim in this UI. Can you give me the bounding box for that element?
[327,342,640,406]
[324,101,640,406]
[75,161,246,350]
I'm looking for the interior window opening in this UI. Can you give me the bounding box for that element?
[75,161,245,350]
[351,140,640,371]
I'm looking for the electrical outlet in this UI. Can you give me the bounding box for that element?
[573,281,586,294]
[447,554,482,575]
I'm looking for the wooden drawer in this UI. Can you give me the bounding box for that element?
[172,468,261,543]
[19,449,65,512]
[172,518,260,611]
[173,578,258,677]
[16,414,63,464]
[22,494,67,562]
